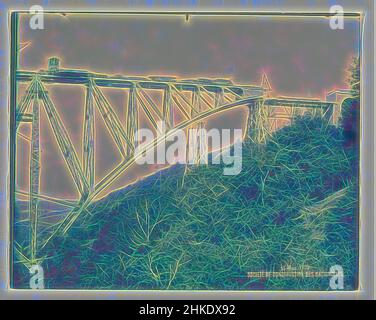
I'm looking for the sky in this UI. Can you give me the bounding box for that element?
[16,12,361,200]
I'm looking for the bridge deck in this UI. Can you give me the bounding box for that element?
[17,69,263,95]
[265,97,335,108]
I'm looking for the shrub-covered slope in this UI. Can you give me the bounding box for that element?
[14,116,359,290]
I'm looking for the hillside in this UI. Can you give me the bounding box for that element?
[14,115,359,290]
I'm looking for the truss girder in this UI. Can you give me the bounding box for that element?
[91,81,133,158]
[135,89,160,132]
[170,85,199,115]
[37,80,89,197]
[136,85,163,120]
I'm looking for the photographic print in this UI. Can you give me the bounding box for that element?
[10,10,361,291]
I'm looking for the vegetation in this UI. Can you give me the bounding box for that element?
[347,57,360,98]
[341,56,360,149]
[14,115,359,290]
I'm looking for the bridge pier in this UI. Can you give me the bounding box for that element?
[186,89,208,165]
[326,89,353,127]
[163,86,173,129]
[29,86,41,262]
[83,83,95,192]
[331,103,341,126]
[323,104,335,125]
[126,85,139,157]
[247,99,270,145]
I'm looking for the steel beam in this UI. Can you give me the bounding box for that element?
[163,86,173,129]
[17,69,261,95]
[83,83,95,191]
[29,86,40,262]
[126,85,139,157]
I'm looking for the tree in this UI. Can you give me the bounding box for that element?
[347,57,360,99]
[341,57,360,149]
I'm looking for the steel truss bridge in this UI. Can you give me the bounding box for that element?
[14,60,350,264]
